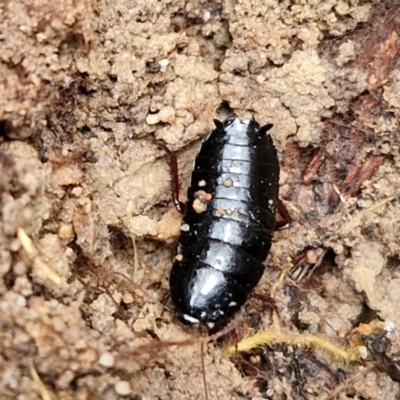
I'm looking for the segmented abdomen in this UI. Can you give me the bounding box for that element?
[170,117,279,326]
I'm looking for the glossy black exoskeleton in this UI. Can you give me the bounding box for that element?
[169,117,279,327]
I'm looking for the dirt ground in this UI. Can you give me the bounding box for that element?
[1,0,400,399]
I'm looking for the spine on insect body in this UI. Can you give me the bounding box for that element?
[170,117,279,326]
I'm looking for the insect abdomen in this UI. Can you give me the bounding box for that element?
[169,117,279,326]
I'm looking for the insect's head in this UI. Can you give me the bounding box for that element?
[214,117,273,137]
[221,117,258,132]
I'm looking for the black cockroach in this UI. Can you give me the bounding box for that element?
[167,117,280,328]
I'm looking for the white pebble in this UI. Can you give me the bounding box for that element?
[158,106,175,123]
[146,106,175,125]
[180,224,190,232]
[203,11,211,22]
[385,321,396,333]
[146,113,160,125]
[16,294,27,308]
[98,352,115,367]
[358,346,368,359]
[123,293,134,304]
[115,381,131,396]
[158,58,169,67]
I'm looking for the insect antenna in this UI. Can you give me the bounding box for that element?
[213,119,224,130]
[100,270,174,314]
[259,123,273,134]
[156,141,185,213]
[99,234,174,314]
[200,343,209,400]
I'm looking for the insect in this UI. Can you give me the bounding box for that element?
[168,117,280,328]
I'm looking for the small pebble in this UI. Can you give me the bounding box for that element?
[115,381,131,396]
[358,346,368,359]
[146,113,160,125]
[158,106,175,123]
[180,224,190,232]
[175,254,183,261]
[193,198,206,213]
[123,293,134,304]
[98,352,115,367]
[58,223,75,240]
[223,178,233,187]
[158,58,169,67]
[16,294,27,308]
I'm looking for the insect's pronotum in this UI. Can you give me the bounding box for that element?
[168,117,280,328]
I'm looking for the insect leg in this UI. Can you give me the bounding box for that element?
[274,199,292,230]
[158,143,185,213]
